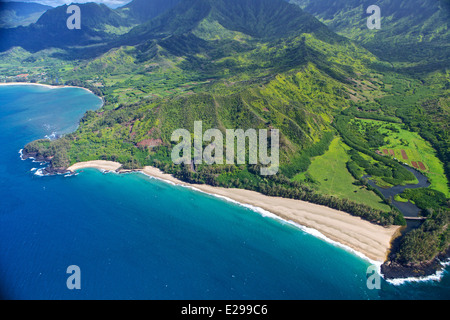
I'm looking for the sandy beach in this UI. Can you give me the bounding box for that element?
[67,160,123,172]
[68,160,401,263]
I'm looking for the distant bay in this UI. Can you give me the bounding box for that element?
[0,84,449,300]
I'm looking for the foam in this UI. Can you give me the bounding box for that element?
[19,149,25,160]
[34,168,47,177]
[78,168,450,284]
[138,171,381,269]
[44,132,58,141]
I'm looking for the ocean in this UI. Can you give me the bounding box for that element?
[0,84,449,300]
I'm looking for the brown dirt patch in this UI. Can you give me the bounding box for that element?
[418,162,426,171]
[401,150,408,160]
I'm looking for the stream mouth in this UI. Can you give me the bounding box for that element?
[364,165,430,231]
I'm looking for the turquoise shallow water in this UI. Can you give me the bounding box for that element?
[0,85,449,300]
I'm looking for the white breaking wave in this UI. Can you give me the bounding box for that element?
[44,132,58,141]
[140,171,178,186]
[96,169,120,175]
[64,172,78,178]
[34,168,47,177]
[237,203,382,270]
[138,171,381,269]
[78,168,450,284]
[18,149,26,161]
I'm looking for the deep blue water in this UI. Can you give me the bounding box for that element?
[0,85,449,300]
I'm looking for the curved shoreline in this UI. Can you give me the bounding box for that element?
[67,160,400,264]
[141,171,386,270]
[135,170,450,285]
[67,161,122,173]
[0,82,103,103]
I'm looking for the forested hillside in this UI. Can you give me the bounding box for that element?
[290,0,450,69]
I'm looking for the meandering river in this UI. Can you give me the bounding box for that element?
[365,165,431,231]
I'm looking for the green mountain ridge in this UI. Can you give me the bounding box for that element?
[118,0,181,23]
[16,0,383,183]
[0,0,182,53]
[290,0,450,68]
[48,0,373,159]
[0,3,135,52]
[123,0,337,43]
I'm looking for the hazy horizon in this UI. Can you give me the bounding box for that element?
[0,0,133,9]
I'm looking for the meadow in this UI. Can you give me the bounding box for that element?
[354,119,449,197]
[294,137,391,212]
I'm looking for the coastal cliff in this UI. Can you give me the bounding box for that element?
[382,215,449,280]
[21,148,69,175]
[382,248,450,280]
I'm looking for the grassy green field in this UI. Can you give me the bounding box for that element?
[354,119,449,197]
[294,137,391,212]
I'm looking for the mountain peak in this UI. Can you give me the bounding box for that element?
[119,0,181,23]
[208,0,327,38]
[0,2,133,52]
[124,0,333,44]
[0,1,52,28]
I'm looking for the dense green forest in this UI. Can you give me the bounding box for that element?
[394,210,449,265]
